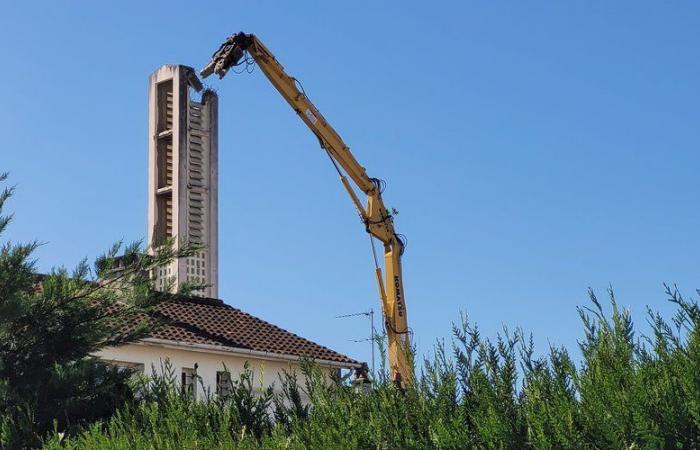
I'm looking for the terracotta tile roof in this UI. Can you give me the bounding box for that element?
[32,274,360,367]
[143,296,360,367]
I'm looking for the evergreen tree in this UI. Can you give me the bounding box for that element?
[0,173,201,448]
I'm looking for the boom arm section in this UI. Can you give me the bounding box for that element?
[201,32,412,386]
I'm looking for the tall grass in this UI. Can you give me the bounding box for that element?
[46,286,700,449]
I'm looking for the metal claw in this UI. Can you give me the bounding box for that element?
[200,32,251,79]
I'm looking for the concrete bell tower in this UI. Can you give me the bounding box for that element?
[147,65,219,298]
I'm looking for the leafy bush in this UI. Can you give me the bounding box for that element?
[46,286,700,449]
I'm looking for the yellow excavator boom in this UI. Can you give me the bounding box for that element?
[201,32,412,387]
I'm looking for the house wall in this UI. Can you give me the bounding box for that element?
[95,341,339,401]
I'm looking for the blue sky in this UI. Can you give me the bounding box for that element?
[1,1,699,368]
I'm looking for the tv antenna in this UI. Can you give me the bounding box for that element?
[336,309,376,375]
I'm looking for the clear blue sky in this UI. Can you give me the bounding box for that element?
[2,1,699,368]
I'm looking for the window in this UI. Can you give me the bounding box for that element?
[216,371,231,399]
[181,367,197,399]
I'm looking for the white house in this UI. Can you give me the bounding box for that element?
[96,295,362,399]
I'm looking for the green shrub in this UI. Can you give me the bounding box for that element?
[45,286,700,449]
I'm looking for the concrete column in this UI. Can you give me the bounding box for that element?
[147,65,219,298]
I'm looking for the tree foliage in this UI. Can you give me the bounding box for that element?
[0,173,201,448]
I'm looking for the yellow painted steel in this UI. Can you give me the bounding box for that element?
[202,33,412,387]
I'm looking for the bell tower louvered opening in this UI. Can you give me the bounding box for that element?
[153,79,174,246]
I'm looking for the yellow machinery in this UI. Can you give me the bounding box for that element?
[201,32,412,387]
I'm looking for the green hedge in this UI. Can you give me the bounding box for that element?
[45,287,700,449]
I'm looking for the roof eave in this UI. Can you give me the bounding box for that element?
[138,337,363,370]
